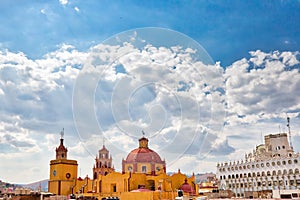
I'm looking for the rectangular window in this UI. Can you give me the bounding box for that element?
[142,166,147,173]
[111,184,116,192]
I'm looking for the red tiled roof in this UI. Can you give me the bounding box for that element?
[125,147,164,163]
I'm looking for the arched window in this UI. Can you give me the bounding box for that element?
[240,174,243,178]
[267,171,271,176]
[272,170,276,176]
[252,172,256,177]
[278,170,282,175]
[248,173,251,177]
[228,175,231,179]
[283,169,287,175]
[257,172,260,177]
[289,169,293,174]
[262,171,266,176]
[93,172,97,179]
[295,168,299,174]
[277,161,281,165]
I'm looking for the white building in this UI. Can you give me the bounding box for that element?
[217,132,300,198]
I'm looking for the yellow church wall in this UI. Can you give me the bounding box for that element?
[119,191,178,200]
[137,163,152,174]
[120,191,153,200]
[48,179,76,195]
[169,172,198,195]
[93,172,131,195]
[123,164,133,173]
[49,160,78,181]
[49,159,78,195]
[72,177,93,194]
[129,173,147,190]
[48,181,59,195]
[154,164,165,175]
[152,191,178,200]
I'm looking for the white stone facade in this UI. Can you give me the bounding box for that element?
[216,133,300,197]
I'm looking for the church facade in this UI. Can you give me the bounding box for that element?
[48,131,78,195]
[48,131,198,199]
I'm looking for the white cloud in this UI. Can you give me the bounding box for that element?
[59,0,68,5]
[225,50,300,124]
[74,6,80,13]
[1,37,300,183]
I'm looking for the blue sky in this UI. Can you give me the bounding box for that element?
[0,0,300,184]
[1,1,299,66]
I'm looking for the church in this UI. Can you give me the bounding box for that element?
[48,130,198,199]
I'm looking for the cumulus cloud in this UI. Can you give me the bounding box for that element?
[1,34,300,181]
[72,38,228,169]
[225,50,300,125]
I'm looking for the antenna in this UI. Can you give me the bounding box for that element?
[287,116,293,149]
[278,125,281,133]
[60,128,64,139]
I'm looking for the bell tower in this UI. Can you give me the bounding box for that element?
[93,140,115,179]
[48,129,78,195]
[56,129,68,159]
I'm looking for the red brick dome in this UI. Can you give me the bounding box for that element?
[180,178,195,195]
[122,136,166,174]
[125,146,164,163]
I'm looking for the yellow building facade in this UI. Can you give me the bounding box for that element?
[48,132,78,195]
[49,134,199,199]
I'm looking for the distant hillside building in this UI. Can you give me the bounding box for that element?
[217,132,300,198]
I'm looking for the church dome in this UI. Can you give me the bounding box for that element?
[180,178,195,195]
[125,145,163,163]
[125,136,164,163]
[122,135,166,174]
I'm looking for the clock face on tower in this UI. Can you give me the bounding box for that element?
[66,173,71,179]
[53,170,57,176]
[128,166,132,171]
